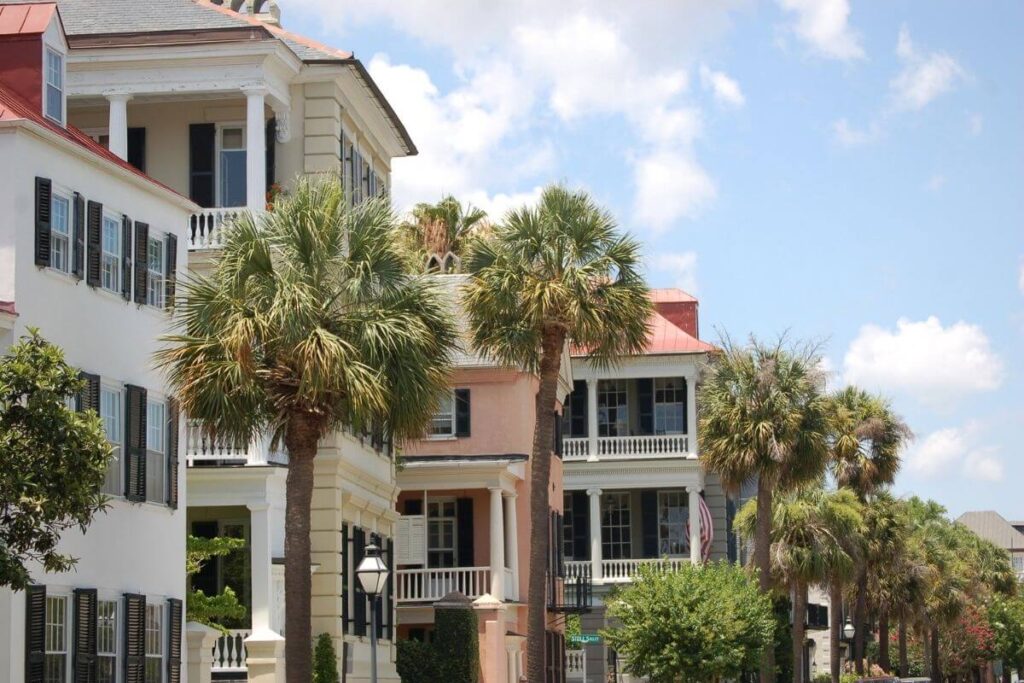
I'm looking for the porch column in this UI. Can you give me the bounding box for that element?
[489,487,505,600]
[686,375,698,455]
[587,488,603,582]
[586,379,599,462]
[687,486,702,564]
[248,502,273,631]
[243,86,267,212]
[504,492,519,600]
[105,93,131,160]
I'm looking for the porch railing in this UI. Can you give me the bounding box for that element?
[189,207,247,250]
[562,434,690,461]
[395,566,491,603]
[563,438,589,460]
[184,420,288,466]
[212,629,250,672]
[566,649,586,680]
[566,557,690,584]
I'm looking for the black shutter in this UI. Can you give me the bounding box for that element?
[73,588,98,683]
[77,372,100,414]
[456,497,474,567]
[167,398,179,509]
[120,215,132,301]
[188,123,215,208]
[164,233,177,309]
[167,598,182,683]
[637,378,653,435]
[556,512,565,577]
[553,410,563,457]
[569,380,587,438]
[72,193,85,279]
[372,532,384,640]
[86,201,102,287]
[265,118,276,195]
[341,524,350,635]
[124,384,147,502]
[25,585,46,683]
[640,490,658,557]
[403,499,423,515]
[353,527,367,637]
[726,497,737,564]
[34,177,52,267]
[571,491,589,561]
[123,594,145,683]
[133,222,149,305]
[454,389,471,437]
[385,537,394,641]
[681,378,689,434]
[127,127,146,172]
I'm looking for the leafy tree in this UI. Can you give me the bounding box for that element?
[464,184,651,680]
[604,561,775,683]
[313,633,340,683]
[698,336,830,683]
[0,330,110,590]
[185,535,246,631]
[989,594,1024,682]
[157,174,456,683]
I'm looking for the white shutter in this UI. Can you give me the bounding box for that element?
[396,515,427,565]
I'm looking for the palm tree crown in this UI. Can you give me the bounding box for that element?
[828,386,911,497]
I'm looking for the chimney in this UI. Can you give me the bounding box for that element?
[654,300,699,339]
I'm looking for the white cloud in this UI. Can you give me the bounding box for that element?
[699,64,745,108]
[963,447,1004,482]
[925,173,946,192]
[842,316,1004,408]
[776,0,864,61]
[968,113,984,137]
[651,250,699,294]
[906,423,1006,482]
[890,25,965,111]
[633,152,717,232]
[462,187,544,222]
[832,118,880,147]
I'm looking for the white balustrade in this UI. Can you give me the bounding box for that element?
[563,438,589,460]
[185,420,287,466]
[563,434,690,461]
[211,629,250,672]
[188,207,247,250]
[566,650,587,680]
[396,567,492,603]
[600,557,690,583]
[565,561,590,582]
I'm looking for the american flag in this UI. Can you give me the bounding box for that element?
[684,495,715,561]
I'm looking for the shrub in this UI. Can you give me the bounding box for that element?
[811,674,831,683]
[312,633,339,683]
[435,598,480,683]
[396,639,439,683]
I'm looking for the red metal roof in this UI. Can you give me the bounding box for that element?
[0,2,55,36]
[649,287,697,303]
[645,310,715,355]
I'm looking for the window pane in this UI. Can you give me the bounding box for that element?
[101,216,120,292]
[101,388,121,496]
[45,596,67,683]
[220,150,247,208]
[222,128,244,149]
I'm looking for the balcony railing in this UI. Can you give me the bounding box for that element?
[185,420,288,467]
[562,434,691,461]
[395,566,491,603]
[212,629,249,673]
[566,650,586,680]
[566,557,690,584]
[189,207,247,250]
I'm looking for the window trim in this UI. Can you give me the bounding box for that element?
[653,377,686,435]
[100,383,123,497]
[49,189,72,275]
[145,602,164,683]
[146,235,165,309]
[100,210,122,294]
[97,597,119,683]
[426,498,457,568]
[656,489,687,557]
[44,593,69,683]
[600,491,632,560]
[214,122,247,209]
[427,391,456,439]
[43,46,64,125]
[145,399,166,504]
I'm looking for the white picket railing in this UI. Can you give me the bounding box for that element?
[188,207,247,250]
[396,566,492,603]
[565,561,590,582]
[566,649,587,680]
[563,438,589,460]
[602,557,689,582]
[184,421,288,466]
[597,434,689,457]
[212,629,250,672]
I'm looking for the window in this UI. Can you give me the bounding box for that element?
[146,401,165,503]
[1013,554,1024,573]
[654,377,686,435]
[427,499,457,568]
[50,194,70,273]
[44,595,68,683]
[97,600,118,683]
[601,492,632,560]
[657,490,687,556]
[562,493,577,560]
[219,126,246,208]
[145,603,163,683]
[430,392,454,437]
[598,380,629,437]
[101,214,121,293]
[100,387,122,495]
[44,48,63,124]
[147,237,164,308]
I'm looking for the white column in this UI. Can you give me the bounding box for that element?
[504,492,519,600]
[243,86,267,212]
[106,93,131,160]
[248,502,273,631]
[687,486,702,564]
[686,374,698,455]
[587,488,603,582]
[489,487,505,600]
[586,379,599,461]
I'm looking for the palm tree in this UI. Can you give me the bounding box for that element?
[699,337,831,683]
[736,487,864,683]
[463,184,651,682]
[401,194,489,266]
[861,491,906,674]
[157,175,456,683]
[826,386,911,672]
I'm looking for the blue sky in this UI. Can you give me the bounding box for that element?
[283,0,1024,517]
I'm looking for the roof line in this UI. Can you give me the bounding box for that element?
[331,58,416,156]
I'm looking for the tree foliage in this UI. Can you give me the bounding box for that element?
[603,561,775,683]
[399,195,489,266]
[312,633,340,683]
[989,594,1024,674]
[185,535,246,631]
[0,330,110,590]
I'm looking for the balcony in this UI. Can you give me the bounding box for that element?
[188,207,248,250]
[566,650,587,680]
[211,629,249,675]
[395,566,492,603]
[563,434,691,461]
[566,557,690,585]
[185,420,288,467]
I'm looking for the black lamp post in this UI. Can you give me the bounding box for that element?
[356,543,390,683]
[843,617,856,671]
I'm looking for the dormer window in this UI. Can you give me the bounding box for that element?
[44,48,64,125]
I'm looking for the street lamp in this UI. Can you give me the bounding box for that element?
[843,618,855,640]
[356,543,390,683]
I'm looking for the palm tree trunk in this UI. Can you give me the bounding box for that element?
[792,581,807,683]
[878,608,890,673]
[283,414,321,683]
[854,567,867,674]
[830,581,843,683]
[755,476,776,683]
[525,328,565,683]
[898,618,908,677]
[930,627,941,683]
[922,625,931,678]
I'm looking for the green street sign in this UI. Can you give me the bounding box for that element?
[569,634,601,645]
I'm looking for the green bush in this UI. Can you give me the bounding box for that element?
[312,633,339,683]
[396,639,439,683]
[811,674,831,683]
[435,602,480,683]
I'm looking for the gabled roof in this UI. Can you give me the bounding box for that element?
[649,287,697,304]
[0,1,55,34]
[646,309,715,355]
[957,511,1024,551]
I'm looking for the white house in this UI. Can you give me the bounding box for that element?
[0,3,195,682]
